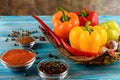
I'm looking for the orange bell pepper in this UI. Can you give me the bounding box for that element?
[52,8,79,40]
[69,22,107,55]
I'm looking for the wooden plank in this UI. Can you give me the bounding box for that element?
[0,16,120,80]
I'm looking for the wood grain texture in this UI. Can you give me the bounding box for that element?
[0,0,120,15]
[0,16,120,80]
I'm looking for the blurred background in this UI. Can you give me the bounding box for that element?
[0,0,120,15]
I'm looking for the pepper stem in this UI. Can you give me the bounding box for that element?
[85,21,92,33]
[79,10,88,17]
[56,8,70,22]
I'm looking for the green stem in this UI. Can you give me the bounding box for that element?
[79,10,88,17]
[85,21,92,33]
[56,8,70,22]
[116,52,120,54]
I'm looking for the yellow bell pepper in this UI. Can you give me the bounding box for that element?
[100,20,120,41]
[69,22,107,54]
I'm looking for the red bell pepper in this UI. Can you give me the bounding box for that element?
[61,39,98,57]
[32,15,61,46]
[75,8,98,26]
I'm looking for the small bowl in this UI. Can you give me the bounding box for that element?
[37,58,69,80]
[18,41,35,49]
[17,36,35,49]
[0,48,36,72]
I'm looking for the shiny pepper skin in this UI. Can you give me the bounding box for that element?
[69,22,107,55]
[52,8,79,40]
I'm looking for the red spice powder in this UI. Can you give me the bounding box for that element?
[1,49,35,65]
[17,36,34,44]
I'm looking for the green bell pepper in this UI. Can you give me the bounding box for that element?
[100,20,120,41]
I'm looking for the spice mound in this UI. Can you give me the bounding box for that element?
[39,61,67,74]
[1,49,35,65]
[17,36,34,44]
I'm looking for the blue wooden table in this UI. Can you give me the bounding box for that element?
[1,16,120,80]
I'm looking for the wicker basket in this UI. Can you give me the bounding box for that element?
[40,27,120,65]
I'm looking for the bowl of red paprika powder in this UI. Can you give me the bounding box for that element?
[0,48,36,71]
[37,58,69,80]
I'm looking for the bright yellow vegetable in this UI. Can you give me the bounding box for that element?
[69,22,107,54]
[100,20,120,41]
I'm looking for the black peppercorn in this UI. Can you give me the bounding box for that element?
[5,38,9,42]
[36,52,39,54]
[14,43,19,46]
[35,30,38,33]
[23,73,29,77]
[35,62,39,64]
[48,54,54,58]
[8,34,11,37]
[39,61,67,74]
[54,56,60,59]
[36,57,41,59]
[11,38,16,41]
[39,36,46,41]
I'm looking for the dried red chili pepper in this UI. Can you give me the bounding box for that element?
[61,39,98,57]
[32,15,61,46]
[75,8,98,26]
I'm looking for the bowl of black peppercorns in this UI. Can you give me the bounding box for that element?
[37,58,69,80]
